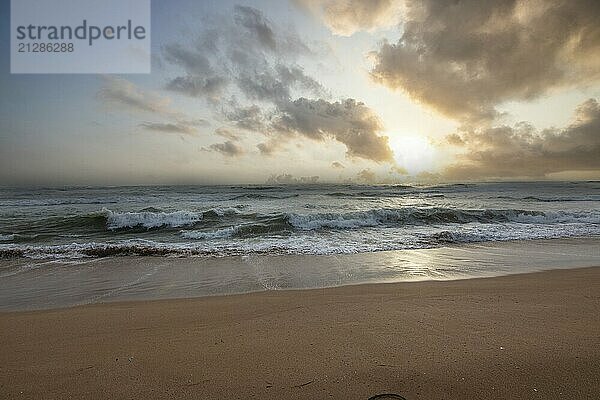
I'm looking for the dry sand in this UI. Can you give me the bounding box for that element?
[1,267,599,399]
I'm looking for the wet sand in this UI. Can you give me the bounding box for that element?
[3,237,599,311]
[1,267,599,399]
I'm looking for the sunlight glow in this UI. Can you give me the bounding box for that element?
[390,134,437,175]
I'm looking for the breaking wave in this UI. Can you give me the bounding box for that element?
[1,205,598,259]
[7,207,247,233]
[104,207,247,230]
[8,206,600,235]
[284,208,600,230]
[493,195,600,202]
[104,209,203,229]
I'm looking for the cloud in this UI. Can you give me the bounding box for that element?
[356,168,376,183]
[331,161,345,169]
[371,0,600,121]
[256,139,281,156]
[139,122,198,135]
[273,98,394,162]
[225,104,268,132]
[163,5,311,102]
[237,64,325,103]
[163,44,213,75]
[97,77,212,138]
[208,141,245,157]
[161,5,394,163]
[443,98,600,179]
[415,171,441,183]
[390,165,408,175]
[97,76,175,115]
[445,133,465,146]
[215,127,242,141]
[166,75,228,101]
[295,0,401,36]
[234,5,277,50]
[162,43,228,101]
[266,173,320,184]
[187,119,211,127]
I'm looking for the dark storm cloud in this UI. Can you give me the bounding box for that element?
[162,5,394,163]
[371,0,600,121]
[295,0,401,36]
[444,99,600,178]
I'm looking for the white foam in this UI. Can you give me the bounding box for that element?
[510,210,600,224]
[181,226,239,240]
[288,212,378,230]
[210,207,244,217]
[286,208,600,231]
[103,208,203,229]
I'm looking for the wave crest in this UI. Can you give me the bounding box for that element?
[284,207,600,231]
[102,207,244,230]
[103,208,203,230]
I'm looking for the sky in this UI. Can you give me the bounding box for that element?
[1,0,599,185]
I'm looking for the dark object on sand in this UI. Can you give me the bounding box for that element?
[368,394,407,400]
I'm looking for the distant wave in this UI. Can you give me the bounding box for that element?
[230,193,300,200]
[324,189,413,198]
[0,198,121,207]
[493,195,599,202]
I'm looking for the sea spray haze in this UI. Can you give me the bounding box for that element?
[0,181,599,259]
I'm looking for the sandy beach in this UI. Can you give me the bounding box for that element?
[1,266,599,400]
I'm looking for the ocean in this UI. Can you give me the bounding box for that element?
[1,181,599,310]
[1,181,599,258]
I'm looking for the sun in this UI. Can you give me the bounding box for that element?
[389,134,437,175]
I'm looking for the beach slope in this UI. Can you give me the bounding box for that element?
[1,267,599,399]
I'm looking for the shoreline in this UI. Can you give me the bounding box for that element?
[1,267,599,399]
[2,236,599,312]
[2,262,599,315]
